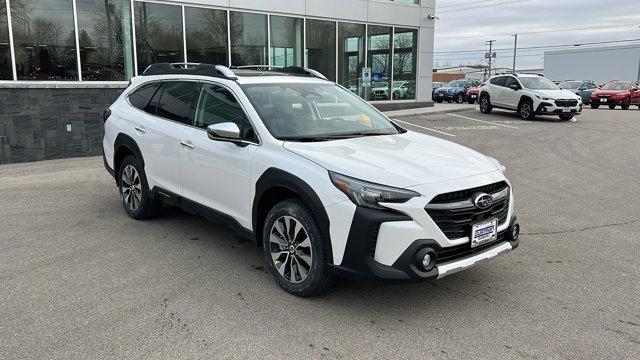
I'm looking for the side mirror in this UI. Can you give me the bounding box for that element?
[508,84,520,91]
[207,122,240,141]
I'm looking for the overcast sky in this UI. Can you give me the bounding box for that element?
[433,0,640,70]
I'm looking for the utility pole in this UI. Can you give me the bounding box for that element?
[512,34,518,73]
[485,40,496,77]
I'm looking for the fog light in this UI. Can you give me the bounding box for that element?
[511,224,520,241]
[422,253,432,269]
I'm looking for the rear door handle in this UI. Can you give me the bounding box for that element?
[134,126,146,134]
[180,141,194,150]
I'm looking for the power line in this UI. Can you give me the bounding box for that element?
[435,23,640,40]
[434,38,640,54]
[439,0,525,8]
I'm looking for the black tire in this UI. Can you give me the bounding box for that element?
[518,99,536,120]
[621,97,631,110]
[435,99,443,103]
[479,95,492,114]
[468,99,476,105]
[117,155,162,220]
[559,114,574,121]
[608,104,616,110]
[262,199,335,297]
[590,103,600,109]
[455,93,464,104]
[637,105,640,110]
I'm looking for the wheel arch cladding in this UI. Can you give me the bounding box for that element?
[253,168,333,264]
[113,133,144,182]
[518,95,533,108]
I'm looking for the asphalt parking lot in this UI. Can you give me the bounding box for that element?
[1,107,639,359]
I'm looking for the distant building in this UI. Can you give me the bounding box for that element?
[433,66,542,83]
[544,44,640,84]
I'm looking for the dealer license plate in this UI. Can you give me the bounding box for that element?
[601,98,607,102]
[562,107,571,113]
[471,218,498,248]
[471,95,477,99]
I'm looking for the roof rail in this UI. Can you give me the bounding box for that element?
[232,65,328,80]
[141,63,238,80]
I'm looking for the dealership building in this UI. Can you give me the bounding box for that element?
[0,0,436,164]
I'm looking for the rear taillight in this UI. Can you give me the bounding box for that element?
[102,109,111,123]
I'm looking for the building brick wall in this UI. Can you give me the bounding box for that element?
[0,88,125,165]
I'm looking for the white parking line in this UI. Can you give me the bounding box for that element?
[448,113,520,129]
[393,119,457,137]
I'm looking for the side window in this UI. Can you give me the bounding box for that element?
[155,81,201,125]
[128,83,161,111]
[194,84,258,143]
[491,76,507,87]
[504,77,519,88]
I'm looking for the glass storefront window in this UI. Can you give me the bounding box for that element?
[305,19,336,81]
[367,25,392,101]
[10,0,78,80]
[229,11,267,66]
[338,22,365,98]
[0,0,12,80]
[185,7,228,66]
[270,15,302,67]
[134,2,183,75]
[393,28,417,100]
[76,0,134,81]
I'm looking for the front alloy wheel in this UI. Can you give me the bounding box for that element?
[269,216,313,284]
[519,100,535,120]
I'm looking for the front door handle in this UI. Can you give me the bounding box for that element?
[180,141,194,150]
[134,125,146,134]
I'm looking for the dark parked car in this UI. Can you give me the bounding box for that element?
[558,80,599,104]
[432,81,445,99]
[590,81,640,110]
[433,79,482,103]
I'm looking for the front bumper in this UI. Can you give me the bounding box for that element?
[328,206,520,282]
[536,102,582,115]
[590,97,625,106]
[434,92,455,101]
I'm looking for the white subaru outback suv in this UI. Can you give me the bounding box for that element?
[102,63,520,296]
[479,73,582,121]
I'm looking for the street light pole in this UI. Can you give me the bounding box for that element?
[512,34,518,73]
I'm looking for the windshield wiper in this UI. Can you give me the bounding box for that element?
[280,132,393,142]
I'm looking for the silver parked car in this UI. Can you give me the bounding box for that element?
[558,80,599,104]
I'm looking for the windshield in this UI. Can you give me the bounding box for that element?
[558,81,581,89]
[602,81,631,90]
[241,83,401,141]
[447,80,468,88]
[519,77,559,90]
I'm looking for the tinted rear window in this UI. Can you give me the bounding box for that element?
[155,81,201,124]
[129,83,161,110]
[490,76,507,86]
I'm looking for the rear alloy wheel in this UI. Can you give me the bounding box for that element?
[590,103,600,109]
[455,93,464,104]
[518,99,535,120]
[479,95,492,114]
[621,97,631,110]
[263,199,334,297]
[118,155,161,220]
[608,104,616,110]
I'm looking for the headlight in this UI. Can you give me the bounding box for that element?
[487,156,506,175]
[534,94,552,101]
[615,92,628,97]
[500,164,507,176]
[329,172,420,209]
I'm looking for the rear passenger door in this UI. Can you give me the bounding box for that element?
[179,82,259,228]
[127,81,199,195]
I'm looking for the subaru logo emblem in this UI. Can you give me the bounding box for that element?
[473,193,493,210]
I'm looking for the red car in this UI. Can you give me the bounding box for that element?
[590,81,640,110]
[466,86,481,104]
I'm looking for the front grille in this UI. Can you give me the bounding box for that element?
[435,231,507,263]
[430,181,508,204]
[555,99,578,107]
[426,182,510,240]
[598,94,611,98]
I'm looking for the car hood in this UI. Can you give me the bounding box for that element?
[437,86,464,92]
[283,131,500,188]
[593,89,628,95]
[532,89,580,99]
